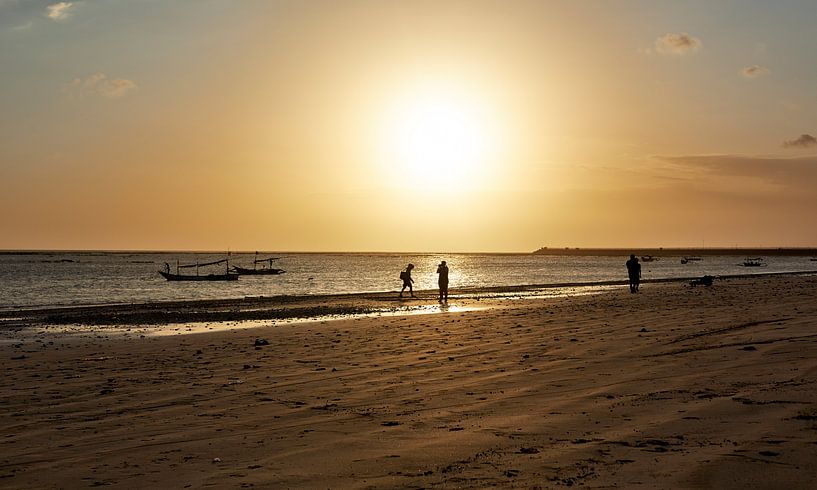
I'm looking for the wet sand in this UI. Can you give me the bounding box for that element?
[2,274,817,488]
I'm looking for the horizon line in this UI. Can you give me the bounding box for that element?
[3,246,817,255]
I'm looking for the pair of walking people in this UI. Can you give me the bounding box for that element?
[399,261,449,302]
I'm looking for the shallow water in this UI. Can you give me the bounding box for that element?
[1,251,815,310]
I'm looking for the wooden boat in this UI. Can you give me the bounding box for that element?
[159,270,238,281]
[231,253,286,276]
[159,257,239,281]
[231,265,285,275]
[743,257,765,267]
[680,256,702,264]
[640,255,659,262]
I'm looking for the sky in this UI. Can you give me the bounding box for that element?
[1,0,816,252]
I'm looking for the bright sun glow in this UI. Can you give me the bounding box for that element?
[378,84,502,192]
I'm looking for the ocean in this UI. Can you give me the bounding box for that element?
[1,251,815,310]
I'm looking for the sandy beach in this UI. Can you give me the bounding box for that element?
[3,274,817,488]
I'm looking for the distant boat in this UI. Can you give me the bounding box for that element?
[641,255,659,262]
[159,257,239,281]
[681,256,702,264]
[743,257,765,267]
[231,253,286,276]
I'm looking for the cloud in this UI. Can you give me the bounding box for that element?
[741,65,769,78]
[46,2,74,21]
[657,154,817,192]
[654,32,702,55]
[11,20,32,31]
[67,73,138,99]
[783,134,817,149]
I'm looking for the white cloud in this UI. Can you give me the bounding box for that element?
[67,73,138,99]
[46,2,74,21]
[654,32,702,55]
[741,65,769,78]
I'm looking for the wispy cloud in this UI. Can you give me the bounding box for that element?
[11,20,32,31]
[66,73,138,99]
[783,134,817,149]
[46,2,74,21]
[741,65,769,78]
[654,32,702,55]
[657,154,817,192]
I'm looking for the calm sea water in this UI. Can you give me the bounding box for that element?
[1,252,815,310]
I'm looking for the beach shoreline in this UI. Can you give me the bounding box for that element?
[2,273,817,488]
[2,270,816,331]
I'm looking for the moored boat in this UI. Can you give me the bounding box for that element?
[743,257,765,267]
[231,265,285,275]
[231,253,286,276]
[159,257,239,281]
[159,270,238,281]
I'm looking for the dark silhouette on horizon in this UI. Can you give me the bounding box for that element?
[626,254,641,293]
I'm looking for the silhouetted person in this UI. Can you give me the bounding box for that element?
[626,254,641,293]
[436,260,449,303]
[399,263,415,298]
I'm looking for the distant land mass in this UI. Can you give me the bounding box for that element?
[532,247,817,257]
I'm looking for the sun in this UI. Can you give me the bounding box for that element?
[377,84,501,191]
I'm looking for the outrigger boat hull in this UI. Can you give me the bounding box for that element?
[231,266,286,276]
[159,271,239,281]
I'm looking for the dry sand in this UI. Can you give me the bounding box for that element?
[2,274,817,488]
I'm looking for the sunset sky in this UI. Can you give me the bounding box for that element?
[2,0,816,252]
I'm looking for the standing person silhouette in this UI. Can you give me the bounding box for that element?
[626,254,641,293]
[436,260,449,303]
[399,263,415,298]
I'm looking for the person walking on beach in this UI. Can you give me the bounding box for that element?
[436,260,449,303]
[626,254,641,293]
[399,263,415,298]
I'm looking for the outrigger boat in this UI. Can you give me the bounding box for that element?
[230,253,286,276]
[680,256,702,264]
[743,257,765,267]
[159,257,239,281]
[640,255,659,262]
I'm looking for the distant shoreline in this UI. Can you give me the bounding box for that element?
[533,247,817,256]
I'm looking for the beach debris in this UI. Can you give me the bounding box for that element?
[212,458,221,463]
[690,275,715,287]
[381,421,400,426]
[518,447,539,454]
[254,338,269,346]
